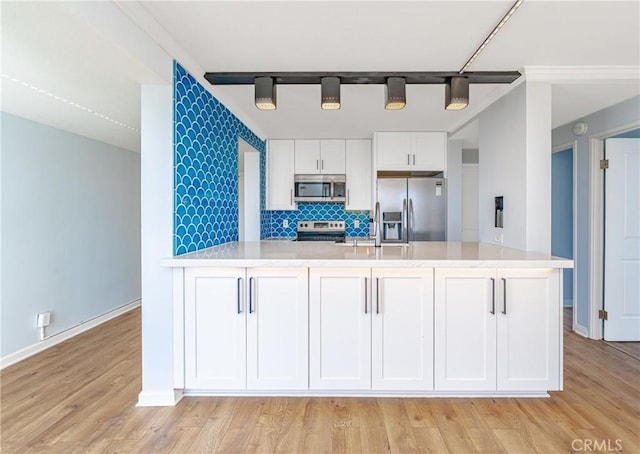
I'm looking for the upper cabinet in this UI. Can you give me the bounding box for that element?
[266,139,296,210]
[295,139,346,174]
[376,132,446,171]
[345,139,372,211]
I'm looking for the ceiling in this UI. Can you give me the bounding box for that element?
[2,1,639,151]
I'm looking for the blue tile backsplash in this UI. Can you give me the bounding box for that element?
[173,62,267,255]
[270,203,370,238]
[173,61,370,253]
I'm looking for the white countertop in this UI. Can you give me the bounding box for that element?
[161,241,573,268]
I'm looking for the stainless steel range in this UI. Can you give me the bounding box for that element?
[295,220,346,242]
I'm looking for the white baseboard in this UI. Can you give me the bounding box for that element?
[137,389,184,407]
[573,322,589,338]
[0,299,141,370]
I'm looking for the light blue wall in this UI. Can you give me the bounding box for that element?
[552,95,640,331]
[552,148,573,306]
[173,62,267,254]
[1,112,141,357]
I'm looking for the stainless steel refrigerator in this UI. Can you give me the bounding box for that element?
[377,177,446,242]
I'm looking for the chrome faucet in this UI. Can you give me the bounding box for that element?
[374,201,381,247]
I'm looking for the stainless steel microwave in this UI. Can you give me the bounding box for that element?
[294,174,346,202]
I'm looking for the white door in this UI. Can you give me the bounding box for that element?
[604,138,640,341]
[461,164,479,242]
[266,140,295,210]
[243,150,260,241]
[434,269,496,391]
[294,139,321,174]
[184,268,246,390]
[309,268,371,389]
[496,269,560,391]
[376,132,412,170]
[345,139,372,211]
[246,268,309,390]
[372,268,434,390]
[320,139,346,174]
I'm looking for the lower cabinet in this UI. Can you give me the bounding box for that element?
[184,267,308,390]
[309,268,434,391]
[183,266,560,394]
[434,268,561,392]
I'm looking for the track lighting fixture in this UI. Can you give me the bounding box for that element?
[321,77,341,110]
[385,77,406,110]
[445,77,469,111]
[254,76,277,110]
[211,71,519,111]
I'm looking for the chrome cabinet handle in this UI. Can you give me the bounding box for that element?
[501,278,507,314]
[249,277,255,313]
[364,277,368,314]
[413,154,416,165]
[290,189,293,205]
[321,159,324,170]
[407,154,410,165]
[376,278,380,314]
[490,278,495,315]
[316,159,319,170]
[347,189,350,205]
[237,277,243,314]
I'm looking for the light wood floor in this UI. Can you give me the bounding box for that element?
[2,308,639,453]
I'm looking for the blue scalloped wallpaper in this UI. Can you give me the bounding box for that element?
[174,62,266,255]
[271,204,370,238]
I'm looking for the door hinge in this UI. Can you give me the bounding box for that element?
[598,309,608,320]
[600,159,609,170]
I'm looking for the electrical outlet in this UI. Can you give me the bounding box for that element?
[354,220,360,228]
[37,312,51,328]
[283,219,289,228]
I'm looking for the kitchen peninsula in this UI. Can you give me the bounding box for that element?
[163,242,572,397]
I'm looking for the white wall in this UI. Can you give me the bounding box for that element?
[138,83,176,405]
[478,82,552,253]
[1,112,141,357]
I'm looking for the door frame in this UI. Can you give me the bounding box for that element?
[587,120,640,339]
[552,141,578,335]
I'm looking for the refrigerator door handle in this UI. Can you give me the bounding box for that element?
[408,198,414,241]
[402,198,408,242]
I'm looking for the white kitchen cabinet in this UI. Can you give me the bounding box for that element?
[320,140,346,174]
[434,269,497,391]
[246,267,309,390]
[266,139,295,210]
[309,268,371,389]
[345,139,372,211]
[376,132,446,171]
[371,268,434,390]
[310,267,433,391]
[413,132,446,171]
[434,268,561,392]
[294,139,345,174]
[496,268,560,391]
[184,268,246,390]
[185,267,308,391]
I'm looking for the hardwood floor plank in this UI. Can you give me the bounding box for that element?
[2,307,639,454]
[378,398,422,453]
[358,398,391,454]
[411,427,449,453]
